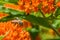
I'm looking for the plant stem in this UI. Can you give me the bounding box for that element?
[53,7,58,17]
[40,9,60,36]
[40,10,46,18]
[50,25,60,36]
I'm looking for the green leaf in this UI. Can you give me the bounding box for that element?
[4,0,18,4]
[0,2,5,12]
[10,9,25,15]
[55,7,60,17]
[0,35,4,40]
[3,8,10,13]
[57,15,60,19]
[0,13,25,22]
[0,15,13,22]
[45,13,51,17]
[30,11,43,17]
[4,0,9,2]
[24,15,50,28]
[52,19,60,28]
[26,27,39,40]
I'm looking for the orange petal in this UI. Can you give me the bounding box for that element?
[0,12,8,19]
[56,2,60,7]
[4,3,20,10]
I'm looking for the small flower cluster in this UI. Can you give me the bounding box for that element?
[0,12,8,19]
[41,0,55,13]
[18,0,41,13]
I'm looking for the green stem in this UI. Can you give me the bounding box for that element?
[40,10,46,18]
[49,25,60,36]
[53,7,58,17]
[40,9,60,36]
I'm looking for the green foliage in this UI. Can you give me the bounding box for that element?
[26,27,39,40]
[0,0,18,4]
[57,15,60,18]
[55,7,60,17]
[52,19,60,28]
[0,35,4,40]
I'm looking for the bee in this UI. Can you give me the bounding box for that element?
[11,17,23,26]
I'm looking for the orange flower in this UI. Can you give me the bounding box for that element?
[18,0,25,10]
[4,3,20,11]
[31,0,41,7]
[0,12,8,19]
[36,35,41,40]
[22,19,32,28]
[4,0,56,14]
[0,21,31,40]
[48,29,55,36]
[48,0,54,4]
[4,0,41,14]
[24,3,31,13]
[41,0,55,13]
[32,6,38,12]
[56,2,60,7]
[42,1,48,7]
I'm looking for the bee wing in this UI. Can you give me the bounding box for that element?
[11,20,23,26]
[11,20,19,23]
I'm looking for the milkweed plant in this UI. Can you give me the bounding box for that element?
[0,0,60,40]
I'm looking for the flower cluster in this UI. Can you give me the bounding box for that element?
[41,0,55,13]
[0,12,32,40]
[0,21,31,40]
[4,0,41,14]
[18,0,41,13]
[4,0,59,14]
